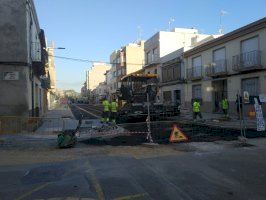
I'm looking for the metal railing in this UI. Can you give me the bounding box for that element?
[187,66,202,80]
[232,50,262,71]
[206,59,227,77]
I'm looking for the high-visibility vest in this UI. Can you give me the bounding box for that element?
[110,101,118,112]
[222,99,229,109]
[193,101,200,113]
[102,100,110,112]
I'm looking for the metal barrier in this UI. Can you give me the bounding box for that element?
[0,116,61,134]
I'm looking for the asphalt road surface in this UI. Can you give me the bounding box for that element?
[1,136,266,200]
[70,104,102,120]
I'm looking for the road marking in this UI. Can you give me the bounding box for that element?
[113,193,149,200]
[15,182,51,200]
[74,105,101,119]
[85,161,105,200]
[15,165,81,200]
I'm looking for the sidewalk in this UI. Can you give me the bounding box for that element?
[36,104,78,133]
[172,109,260,131]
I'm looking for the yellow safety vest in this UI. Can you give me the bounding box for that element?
[193,102,200,113]
[222,99,229,109]
[102,100,110,112]
[110,101,118,112]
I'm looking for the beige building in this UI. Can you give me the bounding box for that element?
[108,41,145,99]
[184,18,266,115]
[87,63,111,91]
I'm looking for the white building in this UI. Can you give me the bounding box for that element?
[144,28,221,103]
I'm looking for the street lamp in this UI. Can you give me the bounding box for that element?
[44,47,66,50]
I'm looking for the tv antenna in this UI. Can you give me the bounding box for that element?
[168,17,175,31]
[137,26,142,42]
[219,10,228,34]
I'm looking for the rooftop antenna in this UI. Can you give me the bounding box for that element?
[219,10,228,34]
[137,26,142,42]
[168,17,175,31]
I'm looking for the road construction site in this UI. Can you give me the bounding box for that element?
[70,103,266,144]
[1,104,266,199]
[1,132,266,200]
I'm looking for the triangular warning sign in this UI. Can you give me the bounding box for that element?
[169,124,188,143]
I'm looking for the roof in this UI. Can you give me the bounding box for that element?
[121,72,157,81]
[184,17,266,57]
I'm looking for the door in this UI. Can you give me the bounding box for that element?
[212,80,227,112]
[174,90,181,105]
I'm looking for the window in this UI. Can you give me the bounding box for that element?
[213,48,225,61]
[146,51,152,64]
[213,48,226,73]
[153,47,159,62]
[192,84,202,99]
[162,63,181,83]
[240,37,260,67]
[163,91,172,102]
[173,63,181,80]
[192,56,202,77]
[242,77,259,96]
[241,37,259,54]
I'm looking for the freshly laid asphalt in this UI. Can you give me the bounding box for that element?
[70,104,102,120]
[0,139,266,200]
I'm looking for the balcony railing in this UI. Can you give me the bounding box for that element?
[232,50,262,71]
[187,66,202,80]
[206,59,227,77]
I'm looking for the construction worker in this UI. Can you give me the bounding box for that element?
[193,100,202,120]
[221,97,229,118]
[101,98,110,123]
[110,99,118,123]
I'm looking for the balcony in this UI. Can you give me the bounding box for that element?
[232,50,262,72]
[187,66,202,80]
[206,59,227,77]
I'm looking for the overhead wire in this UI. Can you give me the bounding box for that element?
[49,55,146,66]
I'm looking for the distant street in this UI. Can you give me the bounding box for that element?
[70,104,102,120]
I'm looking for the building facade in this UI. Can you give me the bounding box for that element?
[144,28,219,103]
[94,82,107,104]
[87,63,111,91]
[45,42,57,110]
[159,48,187,106]
[184,18,266,115]
[107,41,145,100]
[0,0,48,116]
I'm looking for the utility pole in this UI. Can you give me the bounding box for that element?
[146,92,153,143]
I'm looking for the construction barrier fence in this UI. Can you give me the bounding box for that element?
[0,116,61,134]
[0,116,266,144]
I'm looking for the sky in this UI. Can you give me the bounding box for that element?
[35,0,266,92]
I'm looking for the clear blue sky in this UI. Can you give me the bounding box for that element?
[35,0,266,92]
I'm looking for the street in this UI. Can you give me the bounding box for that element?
[0,134,266,200]
[70,104,102,120]
[1,1,266,200]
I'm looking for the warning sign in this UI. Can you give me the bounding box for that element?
[169,124,188,143]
